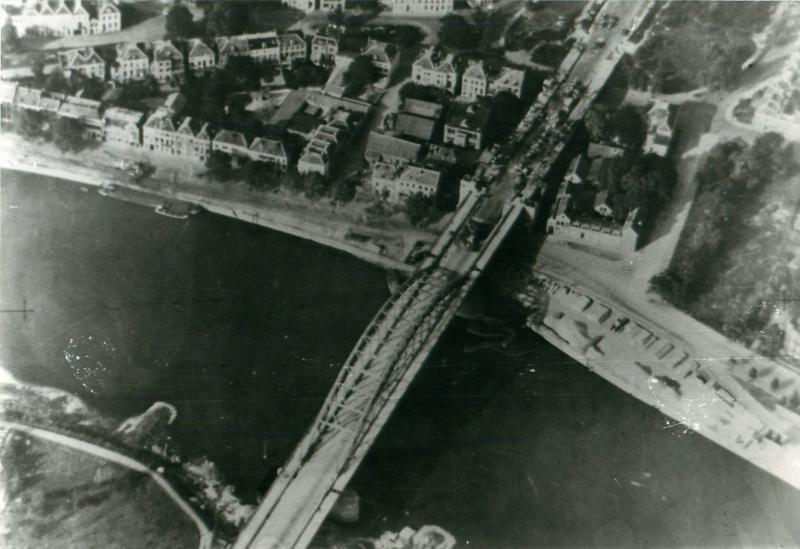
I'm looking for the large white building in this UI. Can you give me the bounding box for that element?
[0,0,120,37]
[461,61,526,101]
[370,162,440,203]
[58,46,105,79]
[388,0,453,16]
[216,31,280,66]
[282,0,345,12]
[411,47,458,94]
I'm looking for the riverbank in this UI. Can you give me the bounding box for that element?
[0,135,421,274]
[515,272,800,493]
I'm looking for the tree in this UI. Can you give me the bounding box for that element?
[405,193,436,227]
[205,1,248,36]
[1,22,19,54]
[15,108,46,138]
[303,172,329,198]
[438,14,480,51]
[206,150,232,180]
[342,55,380,96]
[244,160,279,191]
[331,176,357,203]
[327,6,346,27]
[285,60,329,88]
[166,2,195,39]
[52,117,88,152]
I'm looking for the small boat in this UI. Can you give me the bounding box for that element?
[98,183,117,197]
[155,203,190,220]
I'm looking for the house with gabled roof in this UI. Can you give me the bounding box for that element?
[361,39,398,77]
[172,117,213,162]
[58,46,105,79]
[443,101,491,150]
[150,40,185,82]
[103,106,144,147]
[411,47,458,94]
[110,43,149,82]
[186,38,215,73]
[489,66,525,99]
[213,128,251,157]
[460,61,488,101]
[310,35,338,66]
[278,33,307,66]
[249,136,288,169]
[96,0,119,33]
[143,107,180,153]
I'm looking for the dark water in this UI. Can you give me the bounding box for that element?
[3,171,800,548]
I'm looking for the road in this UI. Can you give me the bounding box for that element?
[0,419,213,549]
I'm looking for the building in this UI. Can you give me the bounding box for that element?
[103,106,143,147]
[411,47,458,94]
[361,39,398,77]
[249,136,288,169]
[216,31,280,66]
[13,85,42,111]
[587,142,625,159]
[564,154,590,185]
[489,66,525,99]
[298,122,346,176]
[643,100,672,156]
[749,51,800,138]
[212,128,250,158]
[310,35,338,66]
[593,189,613,218]
[186,38,215,73]
[443,101,491,150]
[58,46,105,79]
[95,0,119,33]
[370,162,440,203]
[278,33,308,66]
[283,0,345,11]
[150,40,184,83]
[460,61,487,101]
[547,191,640,253]
[365,131,422,166]
[0,81,19,123]
[282,0,316,12]
[0,0,120,37]
[57,94,103,139]
[142,93,186,153]
[109,43,149,82]
[461,62,525,101]
[175,117,215,163]
[389,0,453,16]
[394,112,437,142]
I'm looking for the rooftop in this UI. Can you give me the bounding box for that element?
[402,98,443,119]
[366,132,422,161]
[395,112,436,142]
[446,101,491,132]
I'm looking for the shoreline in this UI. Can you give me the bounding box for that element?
[0,159,416,274]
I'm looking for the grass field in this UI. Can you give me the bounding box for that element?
[1,431,199,549]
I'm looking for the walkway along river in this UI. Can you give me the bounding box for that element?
[2,171,800,547]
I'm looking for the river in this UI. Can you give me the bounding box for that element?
[2,171,799,548]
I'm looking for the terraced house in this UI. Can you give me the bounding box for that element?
[142,93,186,154]
[411,47,458,94]
[186,38,215,73]
[92,0,119,34]
[1,0,87,37]
[150,40,185,83]
[212,129,251,158]
[278,33,307,66]
[102,106,143,148]
[109,43,149,82]
[370,162,441,203]
[175,117,215,163]
[58,46,105,79]
[361,40,398,77]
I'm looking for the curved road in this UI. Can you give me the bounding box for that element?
[0,419,213,549]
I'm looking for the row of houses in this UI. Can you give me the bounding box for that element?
[412,47,526,100]
[0,0,120,37]
[282,0,454,16]
[1,80,289,169]
[55,31,341,85]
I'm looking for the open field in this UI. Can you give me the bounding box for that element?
[1,430,198,549]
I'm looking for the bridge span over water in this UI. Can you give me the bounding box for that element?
[234,195,526,549]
